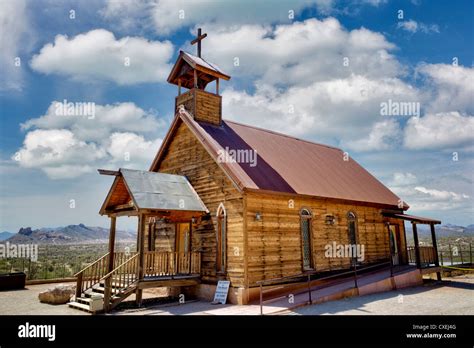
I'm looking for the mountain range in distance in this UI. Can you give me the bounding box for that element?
[0,231,14,241]
[1,223,472,245]
[1,224,136,245]
[414,223,474,238]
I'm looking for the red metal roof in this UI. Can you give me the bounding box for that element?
[174,110,404,208]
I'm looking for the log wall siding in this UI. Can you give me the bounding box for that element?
[245,192,405,287]
[153,122,245,287]
[175,89,221,125]
[194,89,221,125]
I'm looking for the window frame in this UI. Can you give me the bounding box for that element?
[300,208,314,271]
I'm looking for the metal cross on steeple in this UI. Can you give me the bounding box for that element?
[190,28,207,58]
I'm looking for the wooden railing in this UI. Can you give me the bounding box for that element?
[407,246,437,266]
[101,254,140,310]
[257,261,391,315]
[144,252,201,277]
[74,252,137,298]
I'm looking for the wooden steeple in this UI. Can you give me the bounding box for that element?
[167,28,230,126]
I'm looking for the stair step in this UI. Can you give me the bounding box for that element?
[93,286,122,294]
[76,297,93,304]
[68,301,93,313]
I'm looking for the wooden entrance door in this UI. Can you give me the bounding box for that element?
[389,224,402,265]
[176,222,191,253]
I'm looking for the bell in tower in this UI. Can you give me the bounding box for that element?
[167,28,231,126]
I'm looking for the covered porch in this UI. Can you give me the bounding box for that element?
[383,212,442,280]
[71,168,208,312]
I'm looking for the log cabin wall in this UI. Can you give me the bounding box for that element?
[245,191,405,287]
[142,222,175,252]
[175,89,222,126]
[153,122,245,287]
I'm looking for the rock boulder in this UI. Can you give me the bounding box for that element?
[38,284,75,304]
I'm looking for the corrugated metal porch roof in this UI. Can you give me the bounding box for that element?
[100,168,208,214]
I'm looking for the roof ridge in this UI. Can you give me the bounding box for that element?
[222,118,342,152]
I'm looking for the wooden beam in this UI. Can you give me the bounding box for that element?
[178,78,181,95]
[108,202,134,211]
[216,78,219,95]
[138,277,200,289]
[98,169,120,176]
[194,69,197,88]
[430,223,442,281]
[136,213,146,306]
[108,216,116,272]
[412,222,421,269]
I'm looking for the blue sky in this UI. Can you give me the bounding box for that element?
[0,0,473,232]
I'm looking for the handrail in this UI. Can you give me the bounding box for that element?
[74,251,137,299]
[101,254,140,311]
[73,252,110,277]
[258,260,392,315]
[100,254,139,281]
[256,260,390,286]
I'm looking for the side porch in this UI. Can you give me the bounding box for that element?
[383,212,442,280]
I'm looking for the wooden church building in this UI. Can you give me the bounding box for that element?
[70,30,442,312]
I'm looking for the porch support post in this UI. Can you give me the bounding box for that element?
[430,223,442,281]
[386,223,393,276]
[108,216,116,272]
[412,222,421,269]
[136,213,145,306]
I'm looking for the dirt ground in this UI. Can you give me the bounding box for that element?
[0,275,472,315]
[0,282,168,315]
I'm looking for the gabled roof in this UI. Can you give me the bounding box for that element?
[150,109,407,209]
[167,50,230,89]
[99,168,208,215]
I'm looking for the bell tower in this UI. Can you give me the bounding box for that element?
[167,28,231,126]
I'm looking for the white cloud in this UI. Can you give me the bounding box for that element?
[390,172,418,186]
[223,75,418,145]
[21,101,165,142]
[198,18,417,146]
[107,132,162,164]
[404,112,474,150]
[0,0,31,91]
[345,119,402,151]
[415,186,470,201]
[360,0,387,6]
[397,20,440,34]
[101,0,337,35]
[388,172,472,213]
[417,63,474,114]
[100,0,155,32]
[201,18,402,86]
[30,29,174,85]
[14,129,105,179]
[13,102,164,179]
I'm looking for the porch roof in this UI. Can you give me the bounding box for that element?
[382,212,441,225]
[99,168,208,216]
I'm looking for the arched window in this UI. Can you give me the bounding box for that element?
[300,208,313,270]
[347,212,357,245]
[347,212,358,264]
[216,203,227,273]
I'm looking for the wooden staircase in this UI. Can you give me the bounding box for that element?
[69,252,139,313]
